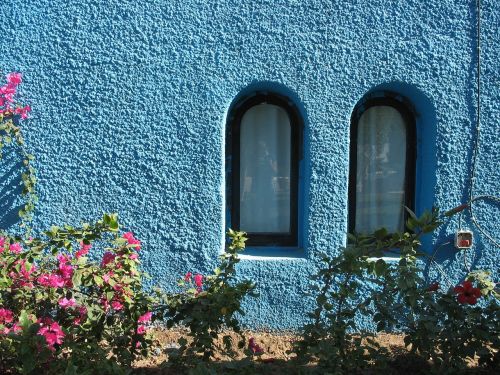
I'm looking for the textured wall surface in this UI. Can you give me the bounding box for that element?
[0,0,498,329]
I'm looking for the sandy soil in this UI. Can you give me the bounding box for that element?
[133,329,497,374]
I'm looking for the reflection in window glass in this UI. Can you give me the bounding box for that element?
[355,105,406,233]
[239,104,291,233]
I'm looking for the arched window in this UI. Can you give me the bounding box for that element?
[227,93,301,246]
[348,95,416,234]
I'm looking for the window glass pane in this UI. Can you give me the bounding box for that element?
[240,103,291,233]
[355,105,406,233]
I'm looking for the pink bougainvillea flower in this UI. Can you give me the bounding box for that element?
[37,319,65,349]
[48,274,66,288]
[14,105,30,119]
[113,283,123,293]
[2,322,23,335]
[58,297,76,309]
[129,253,139,260]
[137,325,146,335]
[9,243,22,254]
[11,323,22,333]
[58,262,73,279]
[0,237,5,252]
[37,273,65,288]
[4,93,14,103]
[0,84,16,95]
[57,253,72,264]
[76,242,91,258]
[123,232,141,250]
[111,301,124,311]
[101,252,116,267]
[6,72,22,86]
[56,254,74,287]
[0,308,14,324]
[10,259,37,284]
[454,280,482,305]
[184,272,192,282]
[138,311,152,323]
[248,337,264,354]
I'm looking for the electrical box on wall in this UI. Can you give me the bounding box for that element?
[455,231,473,249]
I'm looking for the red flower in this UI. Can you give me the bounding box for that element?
[194,274,203,287]
[427,282,439,292]
[454,281,481,305]
[248,337,264,354]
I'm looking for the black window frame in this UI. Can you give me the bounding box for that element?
[227,92,302,247]
[348,94,417,234]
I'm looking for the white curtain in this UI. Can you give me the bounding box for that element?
[240,103,291,233]
[355,105,406,233]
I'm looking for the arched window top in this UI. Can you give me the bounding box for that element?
[349,94,416,234]
[229,92,303,130]
[227,92,302,247]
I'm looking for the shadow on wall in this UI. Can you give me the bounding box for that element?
[0,149,24,230]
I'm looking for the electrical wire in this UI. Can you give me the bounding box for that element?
[463,248,472,273]
[465,0,500,248]
[426,241,455,289]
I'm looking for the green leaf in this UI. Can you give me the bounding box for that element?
[93,275,104,287]
[72,270,83,287]
[19,310,32,329]
[374,259,387,276]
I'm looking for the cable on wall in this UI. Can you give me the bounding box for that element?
[465,0,500,248]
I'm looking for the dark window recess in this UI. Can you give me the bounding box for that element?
[227,93,302,246]
[348,95,416,234]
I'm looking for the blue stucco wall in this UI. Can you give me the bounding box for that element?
[1,0,499,329]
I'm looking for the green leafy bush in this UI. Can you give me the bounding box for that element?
[296,207,499,373]
[0,214,156,374]
[157,229,258,366]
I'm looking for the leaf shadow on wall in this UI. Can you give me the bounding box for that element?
[0,150,24,230]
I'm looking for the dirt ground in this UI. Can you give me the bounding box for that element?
[133,329,497,374]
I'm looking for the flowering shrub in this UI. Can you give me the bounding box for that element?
[0,73,261,373]
[400,269,500,373]
[157,229,257,365]
[0,214,156,374]
[296,207,499,373]
[0,72,36,228]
